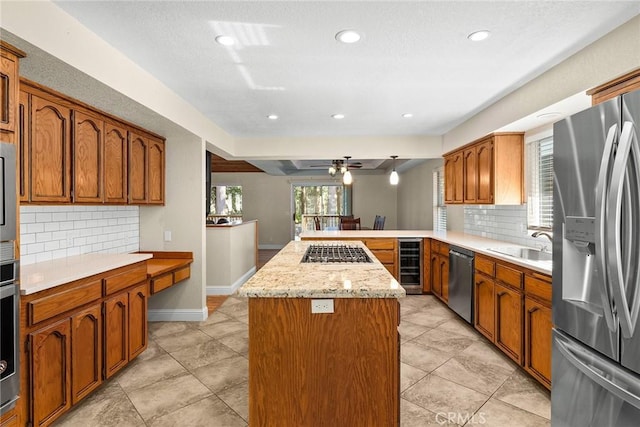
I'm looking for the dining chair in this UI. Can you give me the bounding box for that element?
[313,216,321,230]
[373,215,385,230]
[340,217,361,230]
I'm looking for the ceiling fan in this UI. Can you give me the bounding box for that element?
[309,158,363,176]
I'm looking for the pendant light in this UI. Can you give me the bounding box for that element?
[343,156,353,185]
[389,155,399,185]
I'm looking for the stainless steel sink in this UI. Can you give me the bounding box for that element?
[488,247,553,262]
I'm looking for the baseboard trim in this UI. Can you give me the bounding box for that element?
[148,307,208,322]
[207,266,256,295]
[258,244,285,250]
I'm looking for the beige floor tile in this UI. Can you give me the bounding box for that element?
[192,354,249,393]
[432,353,512,395]
[402,374,488,417]
[494,369,551,419]
[401,341,452,373]
[136,338,167,361]
[199,318,248,339]
[402,310,451,329]
[148,321,195,339]
[400,398,458,427]
[471,398,550,427]
[117,353,187,392]
[217,301,249,319]
[460,341,518,372]
[56,381,145,426]
[434,317,482,340]
[399,321,432,342]
[412,328,476,355]
[217,330,249,355]
[149,396,247,427]
[401,362,428,392]
[198,310,232,326]
[154,327,213,353]
[125,372,212,423]
[217,381,249,421]
[170,338,238,371]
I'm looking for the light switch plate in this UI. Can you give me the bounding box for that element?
[311,299,334,314]
[164,230,172,242]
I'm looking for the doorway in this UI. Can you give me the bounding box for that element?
[291,183,351,239]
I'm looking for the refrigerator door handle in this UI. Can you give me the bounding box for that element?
[607,121,640,338]
[556,331,640,410]
[595,124,618,332]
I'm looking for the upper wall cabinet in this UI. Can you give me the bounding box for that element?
[19,79,165,205]
[444,132,524,205]
[0,41,25,143]
[587,68,640,105]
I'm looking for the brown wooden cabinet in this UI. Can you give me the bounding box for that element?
[422,239,431,293]
[29,318,72,427]
[73,110,103,203]
[363,238,398,279]
[587,68,640,105]
[30,94,72,203]
[19,79,165,206]
[474,271,495,341]
[128,282,149,359]
[148,137,165,205]
[103,291,130,379]
[71,304,102,404]
[523,273,552,390]
[0,41,25,143]
[104,121,128,203]
[0,411,18,427]
[444,132,523,205]
[430,240,449,302]
[495,282,523,364]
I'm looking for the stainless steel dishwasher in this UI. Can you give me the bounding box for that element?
[448,245,474,323]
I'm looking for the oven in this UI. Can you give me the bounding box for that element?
[0,141,19,415]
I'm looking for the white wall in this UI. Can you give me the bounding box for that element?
[212,172,398,247]
[140,134,207,321]
[206,221,257,294]
[396,159,443,230]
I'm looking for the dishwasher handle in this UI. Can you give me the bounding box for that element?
[449,245,475,260]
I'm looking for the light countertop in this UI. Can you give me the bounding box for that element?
[20,253,153,295]
[237,240,405,299]
[300,230,552,275]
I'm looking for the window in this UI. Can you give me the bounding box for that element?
[293,184,349,237]
[433,167,447,231]
[210,185,243,219]
[526,137,553,230]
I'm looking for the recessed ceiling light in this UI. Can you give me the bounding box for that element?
[402,113,413,118]
[335,30,361,44]
[467,30,491,42]
[215,35,235,46]
[267,114,279,120]
[332,114,345,120]
[536,112,562,119]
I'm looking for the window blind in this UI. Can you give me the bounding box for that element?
[526,137,553,229]
[433,167,447,231]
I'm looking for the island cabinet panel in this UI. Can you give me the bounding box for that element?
[72,110,103,203]
[495,282,523,364]
[103,122,128,203]
[71,303,102,404]
[29,318,72,427]
[248,298,400,426]
[30,94,72,203]
[103,292,129,379]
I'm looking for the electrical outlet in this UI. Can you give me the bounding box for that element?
[311,299,334,314]
[164,230,172,242]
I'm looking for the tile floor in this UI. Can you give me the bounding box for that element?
[56,294,550,426]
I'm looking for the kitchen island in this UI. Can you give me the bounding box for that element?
[238,240,405,426]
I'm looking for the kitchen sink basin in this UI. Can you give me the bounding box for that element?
[488,247,553,262]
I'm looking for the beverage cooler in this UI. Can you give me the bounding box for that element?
[398,239,422,294]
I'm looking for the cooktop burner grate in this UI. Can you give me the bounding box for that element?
[301,244,372,263]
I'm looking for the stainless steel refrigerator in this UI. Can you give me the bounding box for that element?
[552,88,640,426]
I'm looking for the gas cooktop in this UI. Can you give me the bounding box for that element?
[301,244,372,263]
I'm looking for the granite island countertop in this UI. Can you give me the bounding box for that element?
[237,240,405,299]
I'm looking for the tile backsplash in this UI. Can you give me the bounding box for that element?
[20,205,139,265]
[464,205,550,250]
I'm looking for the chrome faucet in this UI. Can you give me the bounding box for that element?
[532,231,553,252]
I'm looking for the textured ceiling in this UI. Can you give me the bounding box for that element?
[53,0,640,141]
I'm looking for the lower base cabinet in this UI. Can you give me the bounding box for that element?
[71,304,102,405]
[128,282,149,360]
[524,296,552,389]
[104,292,129,379]
[474,273,495,341]
[495,283,523,365]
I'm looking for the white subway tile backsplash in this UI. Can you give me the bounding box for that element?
[20,205,140,265]
[464,204,546,249]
